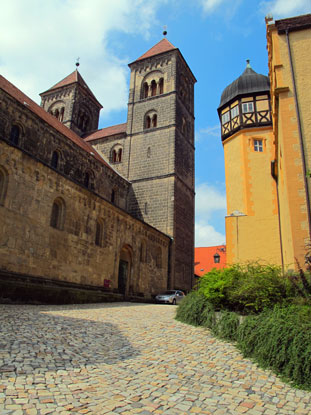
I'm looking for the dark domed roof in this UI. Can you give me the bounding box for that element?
[219,61,270,108]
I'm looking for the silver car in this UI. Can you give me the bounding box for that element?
[155,290,185,305]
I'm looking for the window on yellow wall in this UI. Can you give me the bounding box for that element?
[242,102,254,113]
[254,139,263,152]
[221,111,230,124]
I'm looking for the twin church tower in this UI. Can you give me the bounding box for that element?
[39,38,196,292]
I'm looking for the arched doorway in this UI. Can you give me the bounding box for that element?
[118,246,132,295]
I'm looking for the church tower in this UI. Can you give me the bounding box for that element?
[218,61,282,265]
[40,69,102,137]
[126,38,196,291]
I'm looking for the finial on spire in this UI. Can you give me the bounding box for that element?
[75,57,80,68]
[246,59,251,68]
[163,25,167,37]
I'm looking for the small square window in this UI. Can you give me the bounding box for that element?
[242,102,254,113]
[254,139,263,152]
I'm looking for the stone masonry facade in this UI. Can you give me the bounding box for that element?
[0,38,196,302]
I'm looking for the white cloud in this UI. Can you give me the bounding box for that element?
[260,0,310,17]
[200,0,226,13]
[195,125,220,142]
[0,0,166,118]
[195,182,226,246]
[196,183,226,218]
[195,221,225,246]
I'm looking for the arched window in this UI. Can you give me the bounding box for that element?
[143,82,149,99]
[156,247,162,268]
[112,149,117,163]
[146,116,151,129]
[111,189,115,204]
[117,148,122,162]
[50,197,65,230]
[0,166,8,206]
[140,240,147,262]
[84,172,90,188]
[151,80,157,97]
[55,109,59,119]
[152,114,157,128]
[159,78,164,94]
[95,219,104,247]
[59,107,65,122]
[10,125,20,145]
[51,151,59,169]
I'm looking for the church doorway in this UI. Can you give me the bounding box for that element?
[118,246,132,295]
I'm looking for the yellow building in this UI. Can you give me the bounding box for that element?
[219,14,311,269]
[266,14,311,270]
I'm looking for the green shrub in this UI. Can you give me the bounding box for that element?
[214,311,240,341]
[175,291,209,326]
[201,302,216,330]
[198,263,292,313]
[227,263,291,313]
[237,305,311,390]
[197,267,238,309]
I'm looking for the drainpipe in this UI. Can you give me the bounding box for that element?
[286,29,311,241]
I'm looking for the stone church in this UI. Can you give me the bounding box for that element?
[0,38,196,302]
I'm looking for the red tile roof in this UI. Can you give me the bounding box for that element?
[84,123,127,142]
[0,75,111,170]
[194,245,226,277]
[40,70,102,108]
[133,38,176,63]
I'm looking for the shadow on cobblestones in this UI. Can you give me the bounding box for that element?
[0,305,139,376]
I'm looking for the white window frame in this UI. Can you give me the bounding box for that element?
[221,111,230,124]
[242,102,254,113]
[254,139,263,152]
[231,105,239,118]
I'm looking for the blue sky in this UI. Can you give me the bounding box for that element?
[1,0,310,246]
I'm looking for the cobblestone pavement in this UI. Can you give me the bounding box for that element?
[1,303,311,415]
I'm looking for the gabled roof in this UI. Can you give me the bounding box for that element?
[131,38,177,64]
[84,123,127,142]
[40,69,102,108]
[194,245,226,277]
[0,75,114,171]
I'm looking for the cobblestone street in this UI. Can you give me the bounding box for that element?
[0,303,311,414]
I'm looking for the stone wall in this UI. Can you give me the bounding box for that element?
[0,86,170,301]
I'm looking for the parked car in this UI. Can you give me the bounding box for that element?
[155,290,185,305]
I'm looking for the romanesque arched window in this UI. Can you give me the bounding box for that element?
[50,197,65,230]
[159,78,164,94]
[143,82,149,99]
[95,219,104,247]
[84,172,90,188]
[111,189,116,204]
[156,247,162,268]
[146,116,151,129]
[145,111,157,130]
[51,151,59,169]
[140,240,147,262]
[10,125,20,145]
[59,107,65,122]
[151,80,157,97]
[152,114,157,128]
[111,145,123,163]
[0,166,8,206]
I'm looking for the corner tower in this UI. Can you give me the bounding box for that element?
[218,61,282,265]
[126,38,196,291]
[40,69,102,137]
